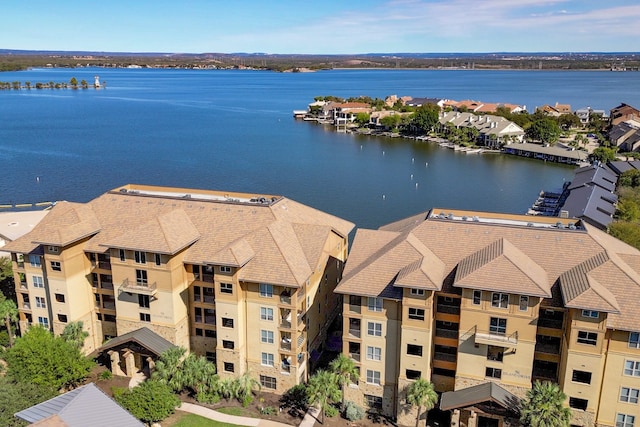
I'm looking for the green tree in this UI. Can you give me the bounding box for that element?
[557,113,582,130]
[619,169,640,188]
[380,114,402,131]
[0,291,18,347]
[0,376,57,427]
[520,381,571,427]
[151,346,187,392]
[235,371,261,407]
[526,118,561,144]
[609,221,640,250]
[114,380,179,426]
[405,378,438,427]
[80,79,88,89]
[589,147,617,163]
[411,104,440,134]
[69,77,78,88]
[354,112,370,127]
[329,353,359,406]
[306,370,341,424]
[616,198,640,222]
[61,321,89,350]
[4,325,94,390]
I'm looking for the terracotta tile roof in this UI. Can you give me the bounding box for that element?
[337,209,640,331]
[5,185,354,288]
[454,238,551,297]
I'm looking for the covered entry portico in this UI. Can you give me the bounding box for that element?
[97,327,176,377]
[440,382,521,427]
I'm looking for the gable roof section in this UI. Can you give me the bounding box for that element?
[393,233,445,291]
[561,185,617,229]
[568,165,617,192]
[454,238,551,297]
[209,238,255,267]
[440,382,520,412]
[558,252,620,313]
[101,209,200,254]
[22,202,101,248]
[15,383,143,427]
[98,327,175,356]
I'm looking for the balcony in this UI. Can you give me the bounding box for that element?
[202,272,214,283]
[22,302,31,310]
[101,281,114,290]
[19,281,28,290]
[98,261,111,270]
[434,352,457,363]
[475,329,518,348]
[435,328,458,339]
[348,328,361,338]
[120,278,157,296]
[537,318,563,329]
[280,292,292,305]
[535,341,561,354]
[348,304,361,314]
[349,352,361,362]
[436,303,460,315]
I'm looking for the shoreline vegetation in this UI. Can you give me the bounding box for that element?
[0,77,103,90]
[1,51,640,73]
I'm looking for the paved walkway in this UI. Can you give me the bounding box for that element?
[179,402,319,427]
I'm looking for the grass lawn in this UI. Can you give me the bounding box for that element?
[215,407,254,417]
[169,412,240,427]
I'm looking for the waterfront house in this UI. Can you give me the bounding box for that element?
[503,142,588,165]
[336,207,640,427]
[438,112,525,147]
[609,121,640,153]
[4,184,354,393]
[405,97,447,109]
[330,102,372,127]
[610,103,640,127]
[576,107,607,125]
[537,102,572,117]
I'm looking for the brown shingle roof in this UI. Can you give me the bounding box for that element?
[28,202,101,247]
[337,209,640,331]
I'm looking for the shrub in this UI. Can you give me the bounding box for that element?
[344,400,365,421]
[99,370,113,380]
[114,380,179,424]
[260,406,277,415]
[325,405,339,418]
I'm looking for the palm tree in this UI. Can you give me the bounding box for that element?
[236,371,261,406]
[0,291,18,347]
[520,381,571,427]
[181,354,217,394]
[306,370,342,424]
[329,353,359,406]
[405,378,438,427]
[151,346,187,392]
[61,321,89,349]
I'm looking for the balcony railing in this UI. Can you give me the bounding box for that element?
[475,328,518,348]
[535,342,560,354]
[281,339,292,351]
[281,362,291,373]
[532,368,557,380]
[102,300,116,310]
[349,352,361,362]
[348,304,361,314]
[101,281,114,290]
[202,273,214,283]
[22,302,31,310]
[435,328,458,339]
[19,282,28,290]
[348,328,361,338]
[434,352,457,362]
[98,261,111,270]
[280,293,292,305]
[537,318,563,329]
[120,278,157,296]
[436,304,460,315]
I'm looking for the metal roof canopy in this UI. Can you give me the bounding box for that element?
[440,382,520,413]
[97,327,176,357]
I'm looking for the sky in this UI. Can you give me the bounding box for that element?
[3,0,640,54]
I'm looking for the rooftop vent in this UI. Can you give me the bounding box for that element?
[472,216,480,222]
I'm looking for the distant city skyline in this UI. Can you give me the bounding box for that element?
[3,0,640,54]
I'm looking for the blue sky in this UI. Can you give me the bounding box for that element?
[3,0,640,54]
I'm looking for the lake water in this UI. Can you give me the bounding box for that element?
[1,67,638,229]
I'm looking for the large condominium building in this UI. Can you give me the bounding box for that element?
[336,209,640,427]
[4,184,353,393]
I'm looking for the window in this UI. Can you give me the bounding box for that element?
[572,370,592,384]
[577,331,597,346]
[38,316,49,328]
[204,308,215,324]
[138,294,150,308]
[491,292,509,308]
[582,310,599,318]
[206,352,216,363]
[220,266,232,273]
[35,296,46,309]
[119,249,126,262]
[630,332,640,349]
[50,261,61,271]
[621,387,640,404]
[433,368,456,377]
[57,314,68,323]
[569,397,588,410]
[139,313,151,322]
[224,362,234,373]
[260,375,277,389]
[617,414,636,427]
[365,395,382,409]
[261,352,274,366]
[204,329,216,338]
[193,285,201,302]
[222,317,233,328]
[259,283,273,297]
[195,328,203,336]
[134,251,146,264]
[32,276,44,288]
[408,307,425,321]
[223,340,234,349]
[203,287,214,303]
[260,307,273,321]
[29,255,41,267]
[625,360,640,377]
[406,369,421,380]
[367,297,383,312]
[220,283,233,294]
[48,246,58,253]
[261,330,274,344]
[367,322,382,337]
[55,293,65,303]
[519,295,529,311]
[487,345,504,362]
[366,370,381,385]
[155,253,161,266]
[410,288,425,296]
[136,269,148,285]
[104,314,116,322]
[407,344,423,357]
[485,367,502,379]
[473,290,482,305]
[490,317,507,335]
[367,346,382,361]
